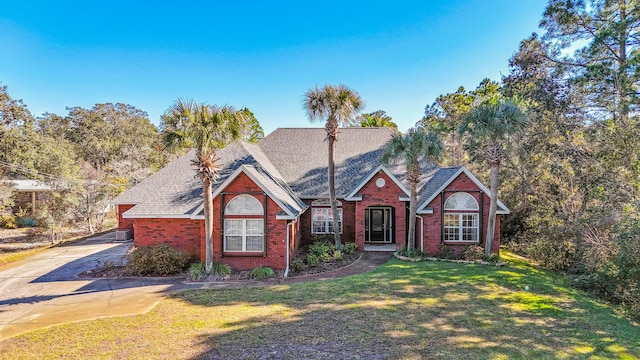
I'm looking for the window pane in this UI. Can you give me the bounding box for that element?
[225,219,243,235]
[246,220,264,235]
[226,195,263,215]
[246,236,264,251]
[225,236,243,251]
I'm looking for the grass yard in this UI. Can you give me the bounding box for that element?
[1,256,638,359]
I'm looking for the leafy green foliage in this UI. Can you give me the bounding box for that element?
[355,110,398,132]
[436,245,456,260]
[127,243,189,276]
[342,242,357,255]
[306,253,320,267]
[188,262,206,281]
[290,257,307,272]
[0,215,17,229]
[250,266,274,280]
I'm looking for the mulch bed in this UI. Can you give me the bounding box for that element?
[78,251,362,280]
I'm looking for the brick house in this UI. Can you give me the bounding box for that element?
[112,128,508,270]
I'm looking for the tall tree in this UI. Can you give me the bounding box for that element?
[161,99,247,271]
[356,110,399,132]
[304,84,363,248]
[239,107,264,143]
[460,99,527,256]
[382,128,442,251]
[419,79,501,166]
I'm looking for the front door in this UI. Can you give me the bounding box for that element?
[365,207,393,243]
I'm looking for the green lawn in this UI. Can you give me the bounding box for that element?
[2,256,639,359]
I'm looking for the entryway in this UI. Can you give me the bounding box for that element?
[364,207,394,244]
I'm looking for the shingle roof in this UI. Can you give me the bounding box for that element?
[114,140,306,218]
[258,127,439,198]
[115,127,507,218]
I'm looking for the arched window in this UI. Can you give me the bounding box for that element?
[225,195,263,215]
[443,192,479,242]
[224,195,264,252]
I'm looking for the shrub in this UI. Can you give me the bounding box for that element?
[127,243,189,276]
[16,216,37,227]
[0,215,17,229]
[290,257,307,272]
[463,245,485,261]
[437,244,456,260]
[309,241,335,257]
[188,262,206,281]
[251,266,274,280]
[342,242,358,254]
[319,252,332,263]
[306,253,320,267]
[484,253,500,263]
[407,249,424,259]
[188,261,232,281]
[210,262,232,277]
[333,250,343,261]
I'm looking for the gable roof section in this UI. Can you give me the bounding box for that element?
[116,140,306,219]
[199,165,307,220]
[259,127,415,198]
[344,164,410,201]
[416,167,510,215]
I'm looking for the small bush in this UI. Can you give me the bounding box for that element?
[127,243,189,276]
[251,266,274,280]
[210,262,232,277]
[309,241,335,257]
[188,261,232,281]
[484,253,500,263]
[188,262,206,281]
[319,252,332,263]
[16,216,37,227]
[437,244,456,260]
[463,245,485,261]
[342,242,357,254]
[290,257,307,272]
[0,215,17,229]
[306,253,320,267]
[333,250,344,261]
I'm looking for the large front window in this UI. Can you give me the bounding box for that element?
[443,192,479,242]
[443,213,478,242]
[224,219,264,252]
[312,207,343,234]
[224,195,264,252]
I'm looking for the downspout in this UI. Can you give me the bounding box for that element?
[418,215,424,251]
[284,218,298,278]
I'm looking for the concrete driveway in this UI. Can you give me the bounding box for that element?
[0,231,195,340]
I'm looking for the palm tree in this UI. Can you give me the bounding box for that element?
[162,98,246,271]
[382,128,442,251]
[460,99,527,256]
[304,84,364,248]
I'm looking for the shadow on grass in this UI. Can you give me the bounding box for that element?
[177,259,640,359]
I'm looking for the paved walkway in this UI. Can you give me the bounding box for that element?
[0,231,392,340]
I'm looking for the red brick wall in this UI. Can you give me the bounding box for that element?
[420,172,501,257]
[133,217,203,260]
[211,172,290,270]
[117,204,135,233]
[299,199,356,246]
[355,171,407,250]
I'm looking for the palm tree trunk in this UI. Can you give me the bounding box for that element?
[328,135,342,248]
[407,181,418,251]
[485,162,499,257]
[203,179,214,271]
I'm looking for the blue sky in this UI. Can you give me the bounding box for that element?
[1,1,547,134]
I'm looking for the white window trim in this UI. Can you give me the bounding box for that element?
[224,219,264,252]
[443,212,479,242]
[311,207,343,234]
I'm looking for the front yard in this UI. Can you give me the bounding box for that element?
[1,255,638,359]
